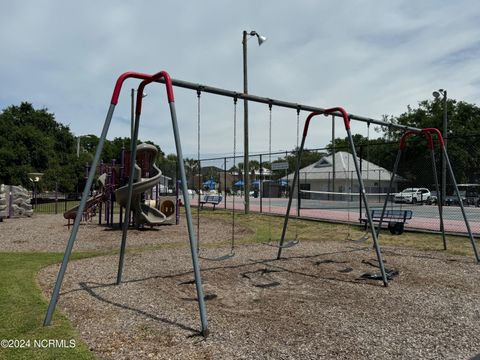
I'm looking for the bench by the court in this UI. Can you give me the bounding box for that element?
[362,209,413,235]
[199,195,223,210]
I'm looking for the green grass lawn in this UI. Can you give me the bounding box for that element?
[0,210,477,359]
[0,252,101,360]
[199,209,478,257]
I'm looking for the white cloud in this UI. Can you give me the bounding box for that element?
[1,0,479,160]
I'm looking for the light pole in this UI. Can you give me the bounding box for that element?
[28,172,44,209]
[76,135,87,158]
[242,30,267,214]
[432,89,447,205]
[76,136,81,158]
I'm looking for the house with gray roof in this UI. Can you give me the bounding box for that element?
[283,151,402,199]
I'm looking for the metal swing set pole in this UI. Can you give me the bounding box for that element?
[425,132,448,250]
[329,107,388,287]
[44,71,150,328]
[157,77,423,134]
[377,128,479,262]
[43,71,209,337]
[276,112,310,256]
[426,128,480,262]
[277,108,389,287]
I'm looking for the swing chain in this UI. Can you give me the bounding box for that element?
[231,96,237,253]
[268,102,273,240]
[196,90,202,252]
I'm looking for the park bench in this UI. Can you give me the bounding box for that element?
[362,209,413,235]
[199,195,223,210]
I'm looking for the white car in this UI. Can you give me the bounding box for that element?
[394,188,431,204]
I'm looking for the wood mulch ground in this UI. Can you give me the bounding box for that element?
[3,215,480,359]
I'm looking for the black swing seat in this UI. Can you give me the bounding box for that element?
[199,251,235,261]
[267,239,300,249]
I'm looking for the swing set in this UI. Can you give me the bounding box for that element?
[43,70,478,339]
[375,127,480,262]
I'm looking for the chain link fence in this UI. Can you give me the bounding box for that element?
[195,138,480,236]
[11,135,479,236]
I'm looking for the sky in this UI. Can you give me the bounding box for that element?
[1,0,479,164]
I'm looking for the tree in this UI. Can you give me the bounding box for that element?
[324,99,480,186]
[0,102,78,191]
[157,153,177,180]
[385,99,480,185]
[283,148,326,174]
[0,102,172,192]
[184,158,199,179]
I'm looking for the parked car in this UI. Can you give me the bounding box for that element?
[445,189,480,207]
[463,189,480,207]
[426,191,438,205]
[394,188,431,204]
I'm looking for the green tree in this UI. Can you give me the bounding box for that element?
[384,99,480,185]
[0,102,78,191]
[0,103,171,192]
[324,99,480,186]
[283,148,326,174]
[157,153,177,180]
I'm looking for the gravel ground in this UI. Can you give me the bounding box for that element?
[3,215,480,359]
[0,214,251,252]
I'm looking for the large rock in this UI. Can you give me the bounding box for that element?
[11,204,33,217]
[11,185,30,198]
[1,184,33,218]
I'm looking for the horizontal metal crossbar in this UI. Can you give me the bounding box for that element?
[157,77,422,133]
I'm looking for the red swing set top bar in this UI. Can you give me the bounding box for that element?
[302,107,352,137]
[111,71,175,105]
[156,77,422,133]
[400,128,445,150]
[135,71,175,114]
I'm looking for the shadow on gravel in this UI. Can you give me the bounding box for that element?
[78,281,201,336]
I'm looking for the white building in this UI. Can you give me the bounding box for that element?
[283,151,402,198]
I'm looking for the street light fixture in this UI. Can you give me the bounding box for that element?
[242,30,267,214]
[28,172,44,209]
[432,89,447,205]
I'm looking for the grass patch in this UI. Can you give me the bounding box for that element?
[0,252,103,360]
[197,209,478,257]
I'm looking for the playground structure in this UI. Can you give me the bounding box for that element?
[63,144,177,228]
[63,192,106,229]
[43,70,479,338]
[115,143,176,227]
[63,155,121,227]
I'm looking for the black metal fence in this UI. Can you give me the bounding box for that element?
[30,192,81,214]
